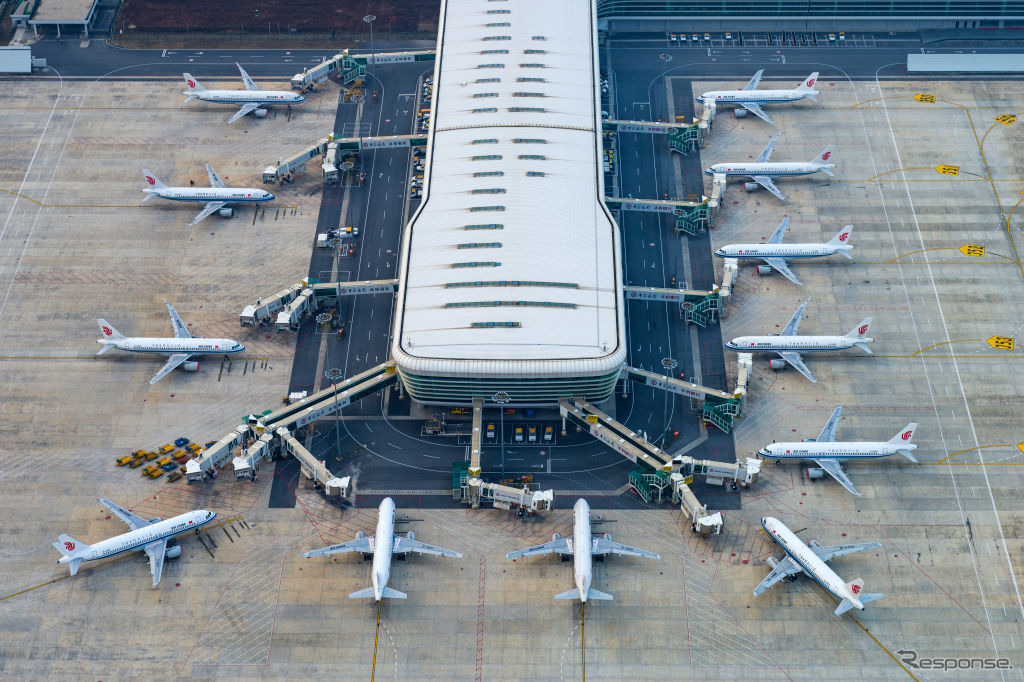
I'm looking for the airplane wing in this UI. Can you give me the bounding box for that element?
[165,300,192,339]
[100,498,150,531]
[149,353,191,385]
[763,258,801,286]
[755,135,778,162]
[816,406,843,442]
[752,175,786,200]
[742,69,764,91]
[777,351,817,383]
[506,537,573,559]
[814,459,861,496]
[752,555,803,596]
[205,163,225,188]
[781,299,809,336]
[741,102,774,125]
[592,537,659,559]
[144,539,167,587]
[188,201,227,227]
[811,541,882,563]
[236,62,258,91]
[392,536,461,558]
[303,536,374,558]
[767,216,790,244]
[228,102,262,124]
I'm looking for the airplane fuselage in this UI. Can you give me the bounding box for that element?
[572,498,594,602]
[99,336,245,356]
[371,497,397,601]
[194,90,304,105]
[761,516,863,610]
[697,89,813,104]
[714,243,851,260]
[147,187,274,204]
[758,442,916,462]
[58,510,215,566]
[725,335,868,353]
[704,162,831,178]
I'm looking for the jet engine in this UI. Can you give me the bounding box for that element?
[603,532,613,541]
[769,359,787,370]
[355,531,365,539]
[182,361,199,372]
[805,467,825,480]
[744,182,760,192]
[165,544,183,559]
[218,207,235,218]
[756,265,773,276]
[551,532,561,542]
[254,108,268,118]
[766,556,780,569]
[734,108,748,119]
[407,531,416,542]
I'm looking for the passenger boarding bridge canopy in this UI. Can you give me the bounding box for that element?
[392,0,626,392]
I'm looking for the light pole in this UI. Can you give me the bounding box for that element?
[492,391,511,481]
[363,15,376,81]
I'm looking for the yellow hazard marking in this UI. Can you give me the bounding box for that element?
[913,93,936,103]
[959,244,985,257]
[683,475,694,485]
[910,339,983,357]
[935,164,960,176]
[586,414,599,425]
[995,114,1018,125]
[1018,442,1024,455]
[372,600,382,682]
[933,444,1013,465]
[987,336,1015,351]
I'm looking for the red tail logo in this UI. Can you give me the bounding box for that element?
[901,430,913,441]
[64,541,75,551]
[101,325,113,336]
[145,175,156,186]
[806,78,816,88]
[839,232,849,242]
[186,78,196,89]
[857,324,868,335]
[821,151,832,161]
[851,583,862,595]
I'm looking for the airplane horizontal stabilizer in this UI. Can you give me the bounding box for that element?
[897,449,918,463]
[854,342,873,355]
[587,588,613,600]
[859,592,884,606]
[381,586,407,599]
[348,587,376,599]
[819,167,835,177]
[554,588,579,600]
[834,598,856,616]
[96,344,116,356]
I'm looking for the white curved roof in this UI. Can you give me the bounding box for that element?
[392,0,624,377]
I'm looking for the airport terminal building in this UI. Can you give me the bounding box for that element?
[391,0,626,405]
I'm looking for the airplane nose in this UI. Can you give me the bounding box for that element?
[266,193,275,201]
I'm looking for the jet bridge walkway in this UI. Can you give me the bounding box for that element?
[622,285,720,327]
[290,49,435,91]
[604,196,714,235]
[263,135,427,184]
[185,362,398,483]
[621,365,745,433]
[602,118,705,156]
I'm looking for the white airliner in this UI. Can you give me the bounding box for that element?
[142,164,274,226]
[696,70,820,125]
[758,406,918,496]
[53,498,216,588]
[302,497,461,601]
[723,299,872,383]
[182,63,305,123]
[714,217,854,286]
[755,516,883,616]
[97,299,245,384]
[704,135,835,201]
[505,498,658,602]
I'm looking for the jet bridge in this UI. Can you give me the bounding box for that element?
[622,285,720,327]
[185,425,249,483]
[240,279,309,326]
[622,366,744,433]
[274,427,350,496]
[559,397,674,471]
[264,135,427,184]
[275,287,315,332]
[604,196,714,235]
[232,432,274,481]
[602,118,705,156]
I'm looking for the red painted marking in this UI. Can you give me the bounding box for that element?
[806,78,816,87]
[145,175,156,186]
[101,325,112,336]
[839,231,849,242]
[187,78,196,88]
[858,324,868,335]
[851,583,862,595]
[821,151,832,161]
[901,430,913,441]
[64,541,75,551]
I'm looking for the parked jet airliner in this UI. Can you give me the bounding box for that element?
[696,70,819,125]
[142,164,274,226]
[302,497,461,601]
[723,299,872,382]
[53,498,216,587]
[758,406,918,495]
[97,299,245,384]
[755,516,883,616]
[714,217,854,286]
[183,63,305,123]
[704,135,835,201]
[506,498,659,602]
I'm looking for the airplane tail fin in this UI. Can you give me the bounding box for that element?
[183,73,207,93]
[587,588,614,601]
[554,588,580,600]
[142,170,167,192]
[97,319,125,342]
[813,145,835,174]
[797,72,819,92]
[846,317,871,338]
[53,534,88,575]
[888,424,918,461]
[827,225,853,250]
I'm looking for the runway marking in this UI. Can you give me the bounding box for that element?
[371,600,382,681]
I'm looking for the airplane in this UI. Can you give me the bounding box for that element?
[302,497,461,601]
[142,164,274,227]
[723,299,872,383]
[713,217,854,286]
[703,135,835,201]
[53,498,216,588]
[755,516,883,616]
[182,63,305,124]
[757,406,918,496]
[97,299,245,384]
[696,70,820,125]
[505,498,658,602]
